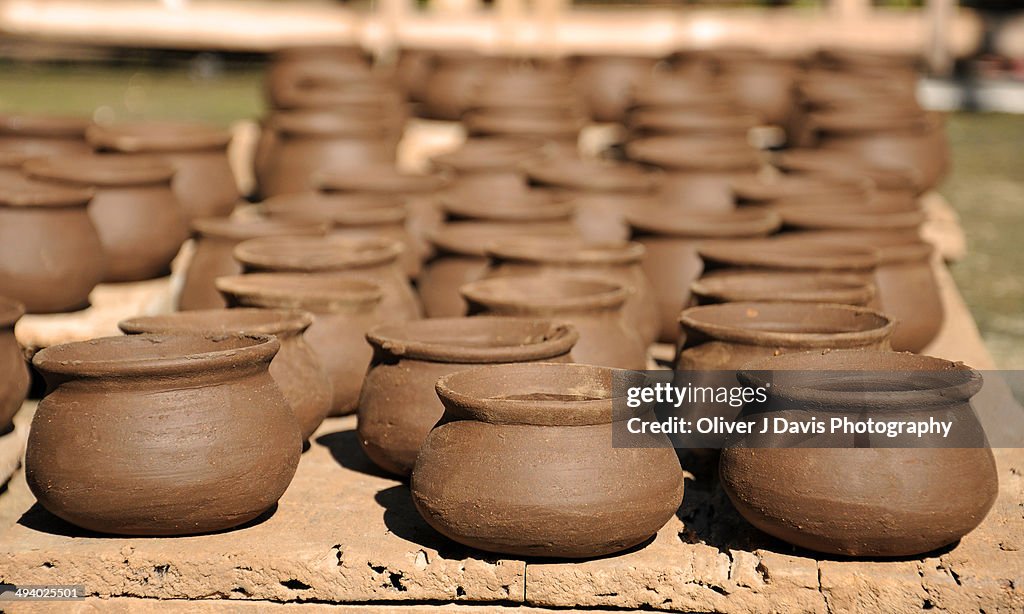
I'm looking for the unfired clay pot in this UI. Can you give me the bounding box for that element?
[179,216,327,311]
[411,362,685,558]
[27,333,301,535]
[0,114,90,156]
[482,237,659,345]
[0,297,29,429]
[697,236,880,279]
[625,107,758,144]
[25,154,188,282]
[119,309,331,442]
[772,148,924,201]
[431,137,542,197]
[234,236,422,321]
[461,274,646,370]
[420,52,500,120]
[0,176,104,313]
[731,173,875,209]
[440,189,576,231]
[419,222,578,318]
[691,271,875,307]
[86,121,238,220]
[463,110,583,155]
[713,50,799,127]
[628,207,781,343]
[261,192,418,277]
[522,157,660,242]
[217,274,384,417]
[0,146,31,181]
[721,349,998,557]
[264,45,371,110]
[571,54,660,122]
[776,203,924,242]
[358,317,578,477]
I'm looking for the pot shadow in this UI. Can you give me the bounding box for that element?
[316,429,397,480]
[17,502,278,539]
[0,421,12,438]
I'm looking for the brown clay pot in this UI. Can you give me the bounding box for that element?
[25,154,187,283]
[119,309,331,442]
[264,45,372,110]
[697,236,880,278]
[482,237,660,346]
[0,114,90,156]
[261,192,418,277]
[86,121,238,220]
[411,362,685,558]
[713,50,799,127]
[358,317,578,477]
[0,297,29,429]
[721,349,998,557]
[629,69,725,112]
[798,231,942,353]
[440,189,576,231]
[776,203,924,241]
[628,207,781,343]
[430,137,543,197]
[256,110,398,198]
[773,148,924,202]
[691,270,875,307]
[419,222,577,318]
[675,301,894,372]
[0,176,105,313]
[0,146,31,181]
[463,110,583,155]
[420,52,501,120]
[626,136,763,211]
[234,236,422,321]
[461,274,646,370]
[625,107,758,144]
[27,333,301,535]
[179,216,327,311]
[522,157,660,242]
[216,274,384,417]
[571,54,660,123]
[731,173,875,209]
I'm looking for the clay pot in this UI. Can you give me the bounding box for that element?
[120,309,331,441]
[630,69,726,112]
[27,333,301,535]
[411,362,685,558]
[264,45,372,110]
[627,207,781,343]
[798,231,942,353]
[430,137,543,197]
[463,110,583,155]
[482,237,659,345]
[676,301,894,373]
[691,271,875,307]
[814,47,920,80]
[25,154,187,283]
[522,157,660,242]
[420,52,500,120]
[731,173,875,209]
[440,189,576,231]
[0,297,29,429]
[461,274,646,370]
[256,110,398,198]
[0,146,31,180]
[625,107,758,144]
[419,222,577,318]
[86,121,238,220]
[571,54,660,122]
[0,114,90,156]
[697,236,880,278]
[0,176,105,313]
[261,192,418,277]
[721,349,997,557]
[777,203,924,241]
[234,236,422,321]
[179,216,326,311]
[714,51,798,127]
[773,148,924,199]
[358,317,578,477]
[395,48,436,103]
[216,274,384,416]
[626,136,763,211]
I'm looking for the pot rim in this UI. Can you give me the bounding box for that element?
[487,238,645,266]
[0,176,93,208]
[24,154,175,187]
[795,231,933,264]
[317,166,448,194]
[0,296,25,328]
[441,192,575,223]
[626,136,763,171]
[777,204,925,232]
[679,302,895,349]
[215,273,382,312]
[737,349,981,409]
[627,207,781,239]
[435,362,647,426]
[430,137,543,172]
[697,238,880,272]
[33,332,279,379]
[119,307,314,337]
[521,158,660,193]
[690,271,875,306]
[0,114,88,138]
[262,193,406,226]
[461,273,629,313]
[427,222,575,257]
[234,236,403,272]
[366,316,578,363]
[191,216,328,241]
[86,121,231,153]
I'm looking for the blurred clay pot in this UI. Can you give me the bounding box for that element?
[411,363,685,558]
[626,136,762,211]
[773,148,924,202]
[440,189,576,232]
[711,49,799,127]
[27,333,301,535]
[358,317,578,477]
[395,48,435,103]
[420,52,500,120]
[87,121,238,220]
[630,69,725,112]
[522,157,660,242]
[776,203,924,241]
[0,114,90,156]
[731,173,875,209]
[0,176,104,313]
[463,110,583,155]
[571,54,660,122]
[461,274,646,370]
[234,235,422,321]
[25,154,187,282]
[179,216,327,311]
[0,146,31,181]
[261,192,418,277]
[697,236,880,278]
[626,107,758,144]
[675,301,894,371]
[628,207,781,343]
[120,308,331,442]
[430,137,543,197]
[0,297,29,429]
[264,45,371,109]
[217,274,384,416]
[482,237,659,345]
[419,222,577,318]
[691,270,875,307]
[722,349,997,557]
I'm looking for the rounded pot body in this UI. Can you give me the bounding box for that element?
[572,55,659,122]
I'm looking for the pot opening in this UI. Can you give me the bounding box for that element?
[681,302,894,347]
[119,308,312,337]
[462,274,627,312]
